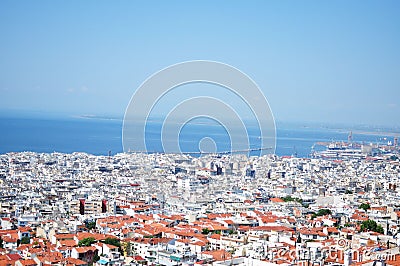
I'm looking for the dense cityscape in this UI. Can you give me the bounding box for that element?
[1,139,400,266]
[1,1,399,266]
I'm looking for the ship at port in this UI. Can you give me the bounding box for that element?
[311,132,399,160]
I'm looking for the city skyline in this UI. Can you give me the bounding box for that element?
[2,2,400,265]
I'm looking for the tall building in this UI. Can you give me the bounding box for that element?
[348,131,353,143]
[69,199,108,215]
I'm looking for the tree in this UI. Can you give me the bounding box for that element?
[311,209,332,220]
[104,237,121,247]
[20,237,30,245]
[202,228,210,235]
[86,221,96,230]
[104,237,122,254]
[376,225,384,234]
[78,237,96,247]
[281,196,303,204]
[360,220,384,234]
[93,254,100,262]
[359,203,371,212]
[316,209,332,216]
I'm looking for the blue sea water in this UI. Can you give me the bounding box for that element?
[0,116,397,157]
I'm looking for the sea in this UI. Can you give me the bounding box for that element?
[0,115,399,158]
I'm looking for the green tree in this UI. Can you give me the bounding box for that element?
[281,196,303,204]
[202,228,210,235]
[311,209,332,220]
[104,237,123,254]
[78,237,96,247]
[86,221,96,230]
[316,209,332,216]
[359,203,371,212]
[93,254,100,262]
[104,237,121,247]
[20,237,30,245]
[376,225,384,234]
[360,220,384,234]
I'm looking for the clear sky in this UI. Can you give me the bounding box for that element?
[0,1,399,126]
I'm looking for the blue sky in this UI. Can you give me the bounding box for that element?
[0,1,399,126]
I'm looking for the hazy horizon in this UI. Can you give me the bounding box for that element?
[1,109,400,134]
